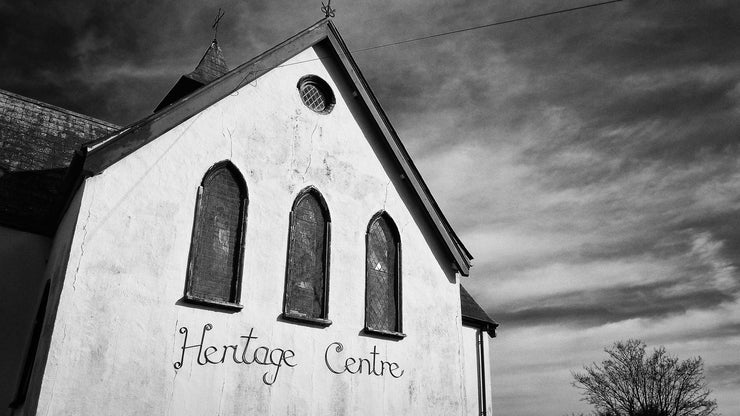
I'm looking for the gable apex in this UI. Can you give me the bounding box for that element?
[79,18,474,276]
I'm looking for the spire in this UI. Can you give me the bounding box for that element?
[154,41,230,112]
[187,41,229,84]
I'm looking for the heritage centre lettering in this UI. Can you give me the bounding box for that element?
[173,324,405,384]
[174,324,297,385]
[324,342,405,378]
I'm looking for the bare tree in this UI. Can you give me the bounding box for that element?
[572,339,718,416]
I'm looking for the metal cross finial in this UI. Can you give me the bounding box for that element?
[212,8,226,42]
[321,0,336,18]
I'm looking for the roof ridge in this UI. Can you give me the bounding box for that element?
[0,88,120,129]
[187,40,229,84]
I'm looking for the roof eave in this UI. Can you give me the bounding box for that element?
[462,315,499,338]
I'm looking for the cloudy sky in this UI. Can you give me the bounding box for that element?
[2,0,739,414]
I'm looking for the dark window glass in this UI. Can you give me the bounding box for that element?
[300,83,327,113]
[284,189,330,321]
[366,213,401,333]
[296,75,335,114]
[186,162,247,307]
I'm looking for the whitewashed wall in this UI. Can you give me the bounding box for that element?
[27,46,470,416]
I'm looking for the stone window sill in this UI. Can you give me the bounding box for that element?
[363,327,406,340]
[183,295,243,311]
[281,311,333,327]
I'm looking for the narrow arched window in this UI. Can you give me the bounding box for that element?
[185,161,247,310]
[365,212,404,338]
[283,187,331,326]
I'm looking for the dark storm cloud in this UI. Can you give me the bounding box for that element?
[707,364,740,388]
[492,1,740,75]
[0,0,315,124]
[677,213,740,268]
[578,2,740,72]
[459,0,740,169]
[598,79,737,125]
[495,281,735,328]
[359,0,740,169]
[575,234,687,263]
[0,0,193,122]
[518,75,740,174]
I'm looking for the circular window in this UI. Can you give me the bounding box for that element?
[297,75,335,114]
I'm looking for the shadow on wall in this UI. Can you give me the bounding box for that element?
[0,225,52,416]
[0,167,70,235]
[0,165,79,415]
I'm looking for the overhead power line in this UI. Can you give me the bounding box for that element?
[353,0,623,54]
[277,0,622,70]
[237,0,622,85]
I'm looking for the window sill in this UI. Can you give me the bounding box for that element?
[183,295,243,311]
[363,327,406,340]
[281,312,332,327]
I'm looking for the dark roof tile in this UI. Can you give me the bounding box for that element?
[154,41,229,112]
[0,89,119,234]
[187,41,228,84]
[460,285,498,337]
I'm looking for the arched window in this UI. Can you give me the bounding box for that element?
[365,212,404,338]
[185,161,247,310]
[283,187,331,325]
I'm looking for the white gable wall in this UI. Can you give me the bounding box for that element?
[29,46,469,416]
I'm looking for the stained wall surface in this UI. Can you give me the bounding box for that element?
[28,46,472,415]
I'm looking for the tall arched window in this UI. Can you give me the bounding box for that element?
[365,211,404,338]
[283,187,331,325]
[185,161,247,310]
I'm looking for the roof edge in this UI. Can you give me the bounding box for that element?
[460,285,498,337]
[324,20,473,274]
[462,316,498,338]
[82,18,331,163]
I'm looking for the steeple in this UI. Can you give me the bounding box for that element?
[187,40,228,84]
[154,41,229,112]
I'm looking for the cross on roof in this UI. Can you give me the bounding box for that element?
[212,8,225,42]
[321,0,336,18]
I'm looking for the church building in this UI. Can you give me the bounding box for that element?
[0,18,498,416]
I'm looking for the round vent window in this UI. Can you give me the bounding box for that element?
[297,75,335,114]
